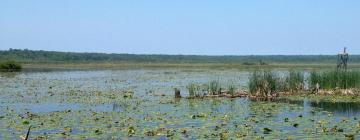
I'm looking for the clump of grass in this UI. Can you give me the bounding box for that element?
[0,60,22,71]
[186,83,201,97]
[248,71,279,97]
[207,80,221,95]
[309,70,360,90]
[285,70,305,92]
[227,83,236,96]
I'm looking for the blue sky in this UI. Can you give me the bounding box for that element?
[0,0,359,55]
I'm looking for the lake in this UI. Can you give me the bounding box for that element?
[0,68,359,139]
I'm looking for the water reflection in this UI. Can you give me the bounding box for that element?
[274,98,360,117]
[0,72,20,78]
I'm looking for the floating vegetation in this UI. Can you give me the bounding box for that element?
[1,69,360,139]
[263,127,272,134]
[123,90,134,98]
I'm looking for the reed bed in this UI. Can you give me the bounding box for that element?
[248,71,280,97]
[286,70,305,91]
[309,70,360,90]
[185,70,360,98]
[186,83,201,97]
[227,83,236,96]
[207,80,221,95]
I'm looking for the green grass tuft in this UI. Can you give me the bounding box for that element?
[227,83,236,96]
[207,80,221,95]
[248,71,279,97]
[286,70,305,91]
[187,83,201,97]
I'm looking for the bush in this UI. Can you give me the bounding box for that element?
[0,60,22,71]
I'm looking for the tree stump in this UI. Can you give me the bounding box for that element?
[174,88,181,98]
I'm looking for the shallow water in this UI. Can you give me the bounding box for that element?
[0,69,359,139]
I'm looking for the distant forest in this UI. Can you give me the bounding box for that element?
[1,49,359,64]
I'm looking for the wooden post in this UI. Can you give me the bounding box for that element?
[174,88,181,98]
[337,47,348,72]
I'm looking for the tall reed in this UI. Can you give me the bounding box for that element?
[207,80,221,95]
[286,70,305,91]
[227,83,236,96]
[248,71,279,97]
[309,70,360,89]
[186,83,200,97]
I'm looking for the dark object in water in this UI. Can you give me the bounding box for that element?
[263,127,272,134]
[174,88,181,98]
[26,126,31,140]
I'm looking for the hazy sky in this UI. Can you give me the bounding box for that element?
[0,0,359,55]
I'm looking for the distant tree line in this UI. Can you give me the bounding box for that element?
[1,49,360,64]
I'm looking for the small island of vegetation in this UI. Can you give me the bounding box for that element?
[183,70,360,100]
[0,60,22,72]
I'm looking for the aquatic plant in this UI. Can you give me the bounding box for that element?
[248,71,279,97]
[0,60,22,71]
[285,70,305,92]
[207,80,221,95]
[186,83,201,97]
[227,83,236,96]
[309,70,360,90]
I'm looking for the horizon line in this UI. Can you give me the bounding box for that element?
[1,48,358,56]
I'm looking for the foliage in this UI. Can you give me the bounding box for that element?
[309,70,360,89]
[0,60,22,71]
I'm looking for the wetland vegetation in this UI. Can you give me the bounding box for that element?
[0,60,22,72]
[1,49,360,139]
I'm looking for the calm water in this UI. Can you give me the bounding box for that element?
[0,69,359,139]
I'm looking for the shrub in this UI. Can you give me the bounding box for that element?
[0,60,22,71]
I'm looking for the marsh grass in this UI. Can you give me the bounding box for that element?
[248,71,279,97]
[187,83,201,97]
[227,83,236,96]
[286,70,305,91]
[207,80,221,95]
[309,70,360,89]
